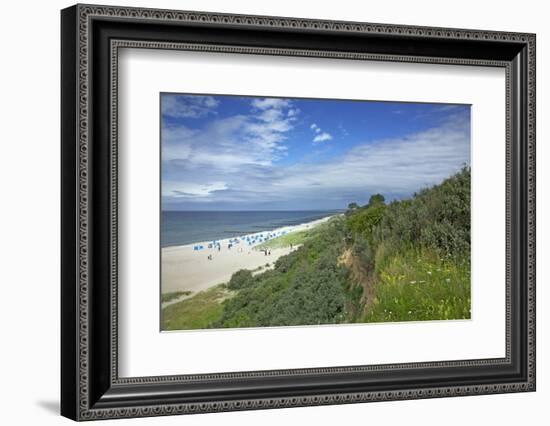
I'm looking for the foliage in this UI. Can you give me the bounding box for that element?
[347,202,359,211]
[212,219,350,328]
[346,203,386,238]
[367,193,385,207]
[227,269,255,290]
[345,167,471,323]
[371,167,470,259]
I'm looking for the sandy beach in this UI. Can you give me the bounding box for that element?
[161,215,334,295]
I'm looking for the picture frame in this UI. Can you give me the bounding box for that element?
[61,3,536,421]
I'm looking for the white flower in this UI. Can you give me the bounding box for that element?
[409,280,417,284]
[445,278,451,283]
[427,271,432,275]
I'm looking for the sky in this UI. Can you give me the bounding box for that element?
[161,93,470,211]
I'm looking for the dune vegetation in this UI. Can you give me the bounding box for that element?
[161,167,471,330]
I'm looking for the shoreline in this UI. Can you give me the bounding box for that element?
[162,213,337,252]
[161,214,336,296]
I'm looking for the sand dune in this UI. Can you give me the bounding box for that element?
[161,215,333,294]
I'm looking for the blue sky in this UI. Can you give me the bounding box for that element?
[161,93,470,211]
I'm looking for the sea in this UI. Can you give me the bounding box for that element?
[161,210,341,248]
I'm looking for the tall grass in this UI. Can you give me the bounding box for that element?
[161,285,230,330]
[363,248,470,322]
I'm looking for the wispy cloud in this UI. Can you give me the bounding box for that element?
[162,95,220,119]
[250,98,290,110]
[163,181,228,198]
[162,97,300,201]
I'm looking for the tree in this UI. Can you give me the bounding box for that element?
[347,202,359,211]
[368,194,385,207]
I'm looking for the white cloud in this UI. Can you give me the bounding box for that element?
[310,123,331,142]
[287,108,300,117]
[251,98,290,110]
[162,95,220,119]
[269,116,470,201]
[162,97,299,175]
[162,96,470,209]
[310,124,322,134]
[313,132,333,143]
[163,181,228,198]
[163,112,470,209]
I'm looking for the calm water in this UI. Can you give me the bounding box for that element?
[161,210,340,248]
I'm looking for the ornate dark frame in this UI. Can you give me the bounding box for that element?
[61,3,536,421]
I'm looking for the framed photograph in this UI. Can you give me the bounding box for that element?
[61,4,536,421]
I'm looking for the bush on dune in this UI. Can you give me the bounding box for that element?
[227,269,255,290]
[212,218,349,328]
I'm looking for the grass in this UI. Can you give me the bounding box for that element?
[256,216,340,251]
[161,291,192,303]
[363,248,471,323]
[256,230,310,250]
[161,285,231,330]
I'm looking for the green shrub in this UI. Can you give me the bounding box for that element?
[369,167,470,259]
[227,269,254,290]
[346,203,386,237]
[212,218,349,328]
